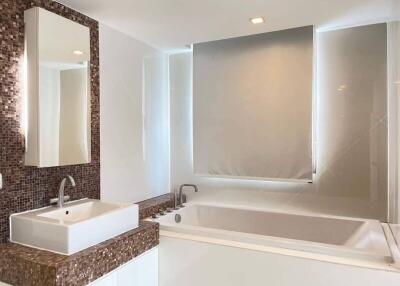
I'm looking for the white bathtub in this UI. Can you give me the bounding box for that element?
[152,204,394,264]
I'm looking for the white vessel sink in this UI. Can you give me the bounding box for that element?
[10,199,139,255]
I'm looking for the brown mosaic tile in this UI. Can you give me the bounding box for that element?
[138,193,175,219]
[0,221,159,286]
[0,0,100,243]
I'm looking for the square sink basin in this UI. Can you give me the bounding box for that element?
[10,199,139,255]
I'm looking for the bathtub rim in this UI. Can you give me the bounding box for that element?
[176,202,385,224]
[159,228,399,273]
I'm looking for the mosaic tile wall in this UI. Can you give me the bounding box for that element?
[0,0,100,243]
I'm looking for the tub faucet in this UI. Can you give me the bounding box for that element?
[177,184,198,208]
[54,175,75,208]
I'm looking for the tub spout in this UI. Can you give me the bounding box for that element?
[177,184,198,208]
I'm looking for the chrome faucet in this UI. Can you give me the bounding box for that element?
[177,184,198,208]
[56,175,76,208]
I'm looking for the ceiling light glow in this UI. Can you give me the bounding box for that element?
[250,17,265,24]
[73,50,84,56]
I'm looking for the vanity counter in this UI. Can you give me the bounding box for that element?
[138,193,175,219]
[0,221,159,286]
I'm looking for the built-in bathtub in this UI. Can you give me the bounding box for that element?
[153,204,400,286]
[152,204,396,264]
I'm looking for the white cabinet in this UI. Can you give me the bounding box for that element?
[90,247,158,286]
[89,272,118,286]
[24,7,91,167]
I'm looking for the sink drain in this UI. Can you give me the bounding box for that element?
[175,214,181,223]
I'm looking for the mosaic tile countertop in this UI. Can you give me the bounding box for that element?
[0,221,159,286]
[138,193,175,219]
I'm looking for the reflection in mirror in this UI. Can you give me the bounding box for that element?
[24,7,91,167]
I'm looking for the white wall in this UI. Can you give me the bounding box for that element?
[169,22,388,221]
[100,24,169,203]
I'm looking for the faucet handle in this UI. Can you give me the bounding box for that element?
[50,195,70,206]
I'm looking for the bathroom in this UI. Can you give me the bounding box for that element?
[0,0,400,285]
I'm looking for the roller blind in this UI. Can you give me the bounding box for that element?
[193,26,314,181]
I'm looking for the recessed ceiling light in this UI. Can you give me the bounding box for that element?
[250,17,265,24]
[73,50,84,56]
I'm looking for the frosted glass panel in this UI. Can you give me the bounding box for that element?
[193,26,314,181]
[388,21,400,222]
[316,23,387,199]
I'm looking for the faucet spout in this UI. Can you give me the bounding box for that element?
[58,175,75,208]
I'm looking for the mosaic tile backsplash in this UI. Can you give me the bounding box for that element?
[0,0,100,243]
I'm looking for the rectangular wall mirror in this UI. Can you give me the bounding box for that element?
[24,7,91,167]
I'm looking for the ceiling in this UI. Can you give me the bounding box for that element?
[56,0,400,51]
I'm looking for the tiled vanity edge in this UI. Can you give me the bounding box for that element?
[138,193,175,219]
[0,221,159,286]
